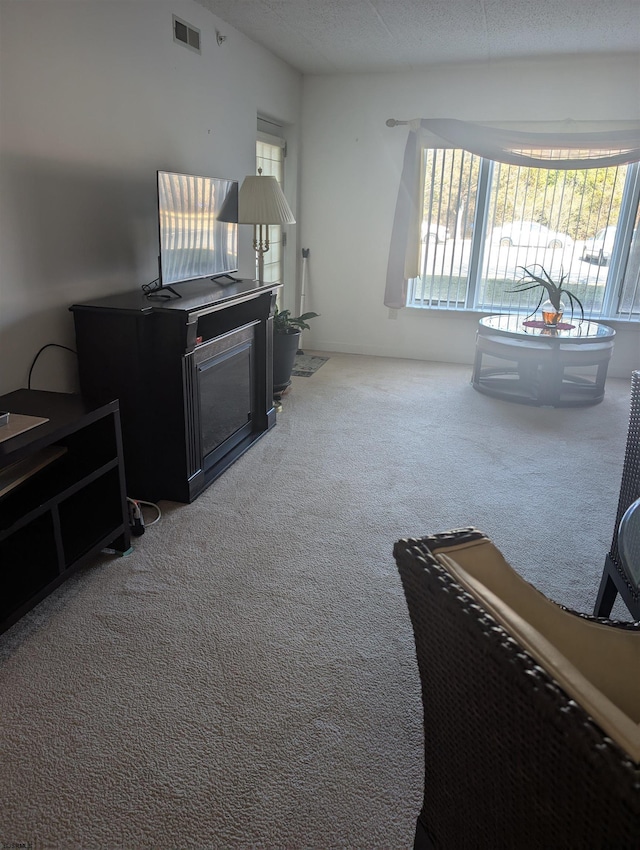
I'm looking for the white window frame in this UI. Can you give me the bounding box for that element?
[408,148,640,321]
[255,130,287,287]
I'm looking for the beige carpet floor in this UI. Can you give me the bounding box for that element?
[0,354,634,849]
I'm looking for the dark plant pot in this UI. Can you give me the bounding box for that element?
[273,330,300,393]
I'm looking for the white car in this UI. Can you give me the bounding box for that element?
[582,226,617,265]
[421,221,449,243]
[492,220,573,249]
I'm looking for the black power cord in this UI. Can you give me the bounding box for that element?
[127,497,162,536]
[141,278,182,301]
[27,343,77,389]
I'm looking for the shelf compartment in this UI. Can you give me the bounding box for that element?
[0,512,59,621]
[58,468,124,565]
[0,457,119,534]
[0,412,119,531]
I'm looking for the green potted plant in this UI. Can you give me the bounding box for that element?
[272,307,319,393]
[509,264,585,327]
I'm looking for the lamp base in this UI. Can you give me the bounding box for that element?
[254,225,269,286]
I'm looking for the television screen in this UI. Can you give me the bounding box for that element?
[157,171,238,286]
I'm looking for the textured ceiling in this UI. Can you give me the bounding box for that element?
[194,0,640,74]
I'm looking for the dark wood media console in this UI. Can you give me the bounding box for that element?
[0,390,130,635]
[70,278,281,504]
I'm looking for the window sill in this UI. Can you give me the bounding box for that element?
[406,305,640,325]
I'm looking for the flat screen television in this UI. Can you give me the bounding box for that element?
[157,170,238,289]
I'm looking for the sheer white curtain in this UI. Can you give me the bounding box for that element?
[384,118,640,308]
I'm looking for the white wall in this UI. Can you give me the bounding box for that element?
[2,10,639,394]
[0,0,302,394]
[300,56,640,378]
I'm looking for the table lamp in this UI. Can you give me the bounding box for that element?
[237,168,295,285]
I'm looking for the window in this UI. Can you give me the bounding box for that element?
[409,148,640,320]
[255,131,286,285]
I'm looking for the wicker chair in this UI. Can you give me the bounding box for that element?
[394,529,640,850]
[594,370,640,620]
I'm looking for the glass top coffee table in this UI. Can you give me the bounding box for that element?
[616,497,640,606]
[472,315,616,407]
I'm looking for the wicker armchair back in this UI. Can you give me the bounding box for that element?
[595,370,640,619]
[395,530,640,850]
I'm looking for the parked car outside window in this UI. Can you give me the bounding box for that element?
[582,226,617,265]
[491,220,573,249]
[421,221,449,242]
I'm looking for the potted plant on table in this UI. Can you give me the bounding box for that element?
[273,307,319,393]
[509,264,585,327]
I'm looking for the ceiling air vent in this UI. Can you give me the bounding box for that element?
[173,15,201,54]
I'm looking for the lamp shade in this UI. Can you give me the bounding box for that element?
[237,174,296,225]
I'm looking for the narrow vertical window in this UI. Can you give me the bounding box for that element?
[256,131,286,285]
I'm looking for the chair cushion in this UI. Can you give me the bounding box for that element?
[429,535,640,762]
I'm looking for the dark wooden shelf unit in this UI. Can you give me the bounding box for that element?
[0,390,131,634]
[70,278,281,503]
